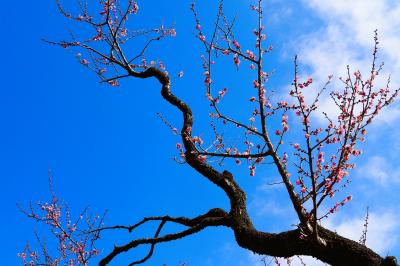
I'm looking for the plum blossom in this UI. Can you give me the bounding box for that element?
[129,2,139,14]
[169,29,177,37]
[198,155,207,163]
[233,54,240,67]
[80,59,89,66]
[232,40,240,49]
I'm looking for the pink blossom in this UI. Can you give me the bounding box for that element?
[253,80,260,88]
[281,115,289,132]
[198,155,207,162]
[317,151,325,167]
[361,129,367,135]
[265,45,273,52]
[120,28,127,37]
[250,5,258,11]
[108,80,119,86]
[169,29,177,37]
[281,152,288,164]
[354,71,361,79]
[278,101,288,107]
[192,136,204,144]
[204,77,212,84]
[283,125,289,132]
[17,253,26,259]
[255,157,264,163]
[232,40,240,49]
[233,55,240,67]
[337,125,345,135]
[246,50,255,60]
[249,166,256,176]
[129,2,139,14]
[80,59,89,66]
[92,28,103,41]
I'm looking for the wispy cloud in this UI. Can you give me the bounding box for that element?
[357,155,400,186]
[249,197,292,218]
[294,0,400,123]
[324,210,400,255]
[286,210,400,265]
[300,0,400,77]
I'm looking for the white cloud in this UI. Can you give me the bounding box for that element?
[247,193,300,235]
[324,210,400,255]
[302,0,400,73]
[282,210,400,266]
[374,106,400,125]
[357,155,400,186]
[294,0,400,123]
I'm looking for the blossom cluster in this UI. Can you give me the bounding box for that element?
[19,191,102,266]
[188,5,398,221]
[54,0,176,87]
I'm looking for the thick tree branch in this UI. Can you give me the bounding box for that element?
[99,215,229,266]
[232,225,397,266]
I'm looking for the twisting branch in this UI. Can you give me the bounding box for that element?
[92,208,229,234]
[128,220,166,265]
[99,216,229,266]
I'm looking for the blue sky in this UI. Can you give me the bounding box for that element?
[3,1,400,265]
